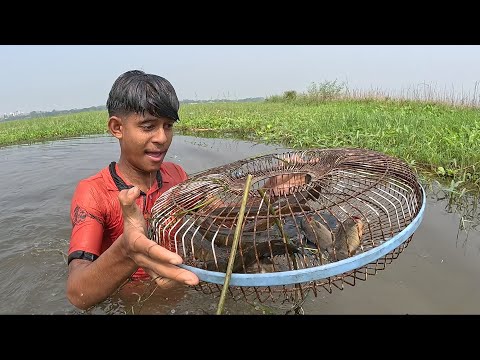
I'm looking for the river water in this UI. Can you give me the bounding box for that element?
[1,134,479,315]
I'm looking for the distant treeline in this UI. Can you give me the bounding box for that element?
[0,97,265,122]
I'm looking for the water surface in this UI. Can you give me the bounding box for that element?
[0,134,478,314]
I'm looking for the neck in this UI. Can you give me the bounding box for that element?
[116,159,159,194]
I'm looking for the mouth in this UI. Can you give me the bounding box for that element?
[145,150,166,162]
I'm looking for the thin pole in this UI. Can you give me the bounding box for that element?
[216,174,253,315]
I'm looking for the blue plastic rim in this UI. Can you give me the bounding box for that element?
[179,185,426,287]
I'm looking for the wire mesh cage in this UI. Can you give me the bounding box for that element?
[149,147,426,305]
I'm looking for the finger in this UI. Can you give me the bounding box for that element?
[129,234,153,256]
[118,187,146,233]
[162,266,199,286]
[118,186,141,208]
[154,278,179,290]
[131,239,200,286]
[119,188,142,220]
[144,267,158,279]
[153,277,179,290]
[145,242,184,265]
[131,236,183,265]
[144,269,179,289]
[138,256,199,286]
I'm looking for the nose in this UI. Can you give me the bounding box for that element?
[152,127,168,144]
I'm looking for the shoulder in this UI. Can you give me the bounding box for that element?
[75,167,108,191]
[161,162,188,183]
[71,167,111,205]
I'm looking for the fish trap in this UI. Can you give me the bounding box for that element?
[149,147,426,305]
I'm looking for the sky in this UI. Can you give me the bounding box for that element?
[1,45,480,116]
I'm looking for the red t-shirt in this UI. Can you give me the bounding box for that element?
[68,161,188,279]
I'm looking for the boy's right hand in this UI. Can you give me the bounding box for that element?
[118,187,199,287]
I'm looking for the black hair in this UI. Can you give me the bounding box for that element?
[106,70,180,121]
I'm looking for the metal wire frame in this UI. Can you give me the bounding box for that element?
[150,148,425,303]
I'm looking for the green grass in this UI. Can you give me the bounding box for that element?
[177,100,480,187]
[1,96,479,193]
[0,111,108,145]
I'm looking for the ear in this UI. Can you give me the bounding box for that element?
[108,116,123,139]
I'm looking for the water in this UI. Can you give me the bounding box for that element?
[1,134,479,315]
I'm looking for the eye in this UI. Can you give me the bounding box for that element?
[165,122,174,130]
[141,123,155,131]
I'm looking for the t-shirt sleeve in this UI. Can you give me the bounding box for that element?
[174,163,189,182]
[68,180,105,258]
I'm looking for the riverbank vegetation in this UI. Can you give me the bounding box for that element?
[1,81,479,195]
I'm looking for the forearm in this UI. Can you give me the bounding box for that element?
[66,235,138,310]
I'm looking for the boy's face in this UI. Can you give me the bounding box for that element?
[110,112,175,173]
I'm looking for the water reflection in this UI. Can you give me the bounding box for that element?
[0,134,479,314]
[424,180,480,256]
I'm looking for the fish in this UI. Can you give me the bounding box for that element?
[186,227,299,273]
[195,201,312,247]
[299,213,337,261]
[298,213,365,262]
[331,216,364,260]
[232,240,299,273]
[183,183,327,247]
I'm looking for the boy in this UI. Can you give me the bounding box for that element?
[66,70,199,311]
